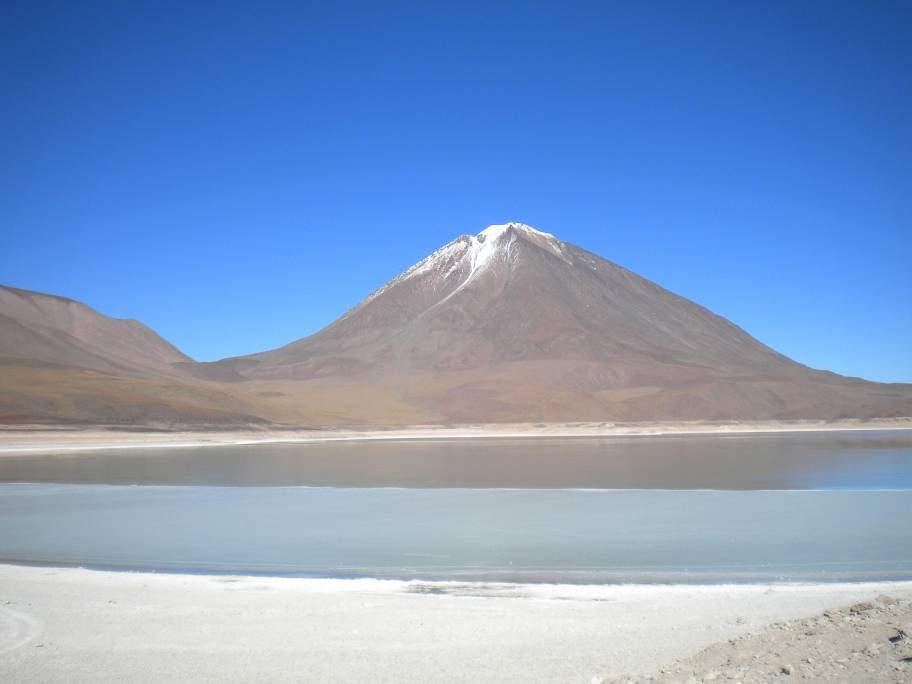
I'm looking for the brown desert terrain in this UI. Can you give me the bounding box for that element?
[2,223,911,426]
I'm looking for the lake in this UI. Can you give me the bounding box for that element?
[0,430,910,583]
[1,430,911,489]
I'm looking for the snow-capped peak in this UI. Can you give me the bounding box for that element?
[478,222,557,241]
[355,222,568,311]
[475,222,568,263]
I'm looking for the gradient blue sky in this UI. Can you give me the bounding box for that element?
[2,1,910,381]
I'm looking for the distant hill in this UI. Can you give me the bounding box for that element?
[0,285,191,376]
[0,285,266,425]
[2,224,911,426]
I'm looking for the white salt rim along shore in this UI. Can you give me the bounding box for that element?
[1,563,911,683]
[0,418,910,455]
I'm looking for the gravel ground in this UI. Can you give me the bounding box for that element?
[599,594,912,683]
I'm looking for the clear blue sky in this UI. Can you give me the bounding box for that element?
[2,1,910,382]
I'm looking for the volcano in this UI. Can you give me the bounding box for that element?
[204,222,912,423]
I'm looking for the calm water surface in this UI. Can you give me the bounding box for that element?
[1,431,911,488]
[0,431,910,583]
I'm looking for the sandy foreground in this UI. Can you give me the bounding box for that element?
[610,594,912,683]
[0,565,910,683]
[1,418,911,455]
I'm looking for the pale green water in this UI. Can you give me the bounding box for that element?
[0,431,910,583]
[0,485,910,583]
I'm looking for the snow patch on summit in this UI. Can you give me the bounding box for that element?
[479,222,555,241]
[356,222,568,311]
[476,222,567,264]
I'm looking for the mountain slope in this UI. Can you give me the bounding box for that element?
[0,285,191,377]
[0,285,268,425]
[235,223,798,379]
[210,222,912,422]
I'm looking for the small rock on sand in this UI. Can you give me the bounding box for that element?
[849,601,875,614]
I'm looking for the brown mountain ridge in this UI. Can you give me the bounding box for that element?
[2,223,911,425]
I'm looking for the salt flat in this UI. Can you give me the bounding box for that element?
[1,564,911,683]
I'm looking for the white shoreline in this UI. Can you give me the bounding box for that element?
[4,483,912,493]
[5,561,912,596]
[0,418,910,455]
[2,563,911,682]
